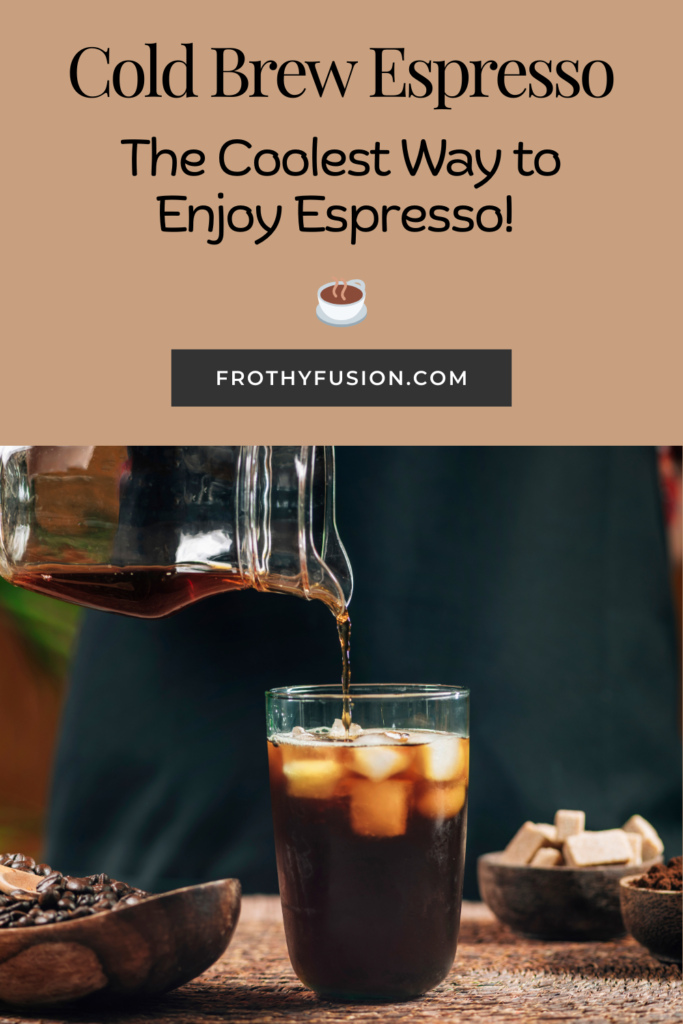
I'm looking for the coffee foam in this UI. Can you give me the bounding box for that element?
[270,726,464,748]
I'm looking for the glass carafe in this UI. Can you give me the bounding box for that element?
[0,446,352,619]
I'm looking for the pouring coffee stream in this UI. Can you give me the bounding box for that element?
[338,609,352,731]
[0,445,355,725]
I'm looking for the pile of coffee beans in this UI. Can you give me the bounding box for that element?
[0,852,151,929]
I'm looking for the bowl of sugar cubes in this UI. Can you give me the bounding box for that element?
[477,811,664,940]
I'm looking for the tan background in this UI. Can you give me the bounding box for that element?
[2,0,680,442]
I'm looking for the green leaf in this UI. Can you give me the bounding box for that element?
[0,577,81,678]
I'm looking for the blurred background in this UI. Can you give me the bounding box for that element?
[0,578,80,857]
[0,445,680,897]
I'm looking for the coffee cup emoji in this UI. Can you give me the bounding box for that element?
[317,279,367,326]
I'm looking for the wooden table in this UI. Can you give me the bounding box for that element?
[0,897,679,1024]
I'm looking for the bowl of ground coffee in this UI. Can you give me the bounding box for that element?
[318,279,365,321]
[619,857,682,964]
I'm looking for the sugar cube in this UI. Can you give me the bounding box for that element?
[555,809,585,841]
[563,828,631,867]
[534,823,561,848]
[624,831,643,865]
[622,815,664,861]
[530,847,564,867]
[500,822,547,865]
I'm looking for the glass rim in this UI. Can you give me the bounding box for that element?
[266,683,469,701]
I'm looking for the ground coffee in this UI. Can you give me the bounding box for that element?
[631,855,682,891]
[0,852,151,928]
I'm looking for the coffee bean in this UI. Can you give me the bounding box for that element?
[14,856,36,871]
[0,853,149,928]
[10,855,34,871]
[36,872,63,892]
[65,879,93,895]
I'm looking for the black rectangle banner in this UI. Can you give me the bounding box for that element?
[171,349,511,407]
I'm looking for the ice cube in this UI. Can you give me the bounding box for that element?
[292,726,306,736]
[349,780,410,837]
[328,718,347,739]
[384,731,410,743]
[283,760,345,799]
[281,740,326,764]
[348,723,363,738]
[420,736,467,782]
[353,732,387,746]
[351,746,412,782]
[416,782,466,820]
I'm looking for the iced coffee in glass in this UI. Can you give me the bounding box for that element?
[266,684,469,1001]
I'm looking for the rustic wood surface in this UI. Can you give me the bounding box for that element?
[0,896,679,1024]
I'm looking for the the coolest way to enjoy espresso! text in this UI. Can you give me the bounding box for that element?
[69,45,615,247]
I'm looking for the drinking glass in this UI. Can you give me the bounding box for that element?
[266,684,469,1001]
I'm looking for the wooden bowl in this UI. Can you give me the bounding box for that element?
[619,876,682,964]
[0,878,241,1007]
[477,852,662,941]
